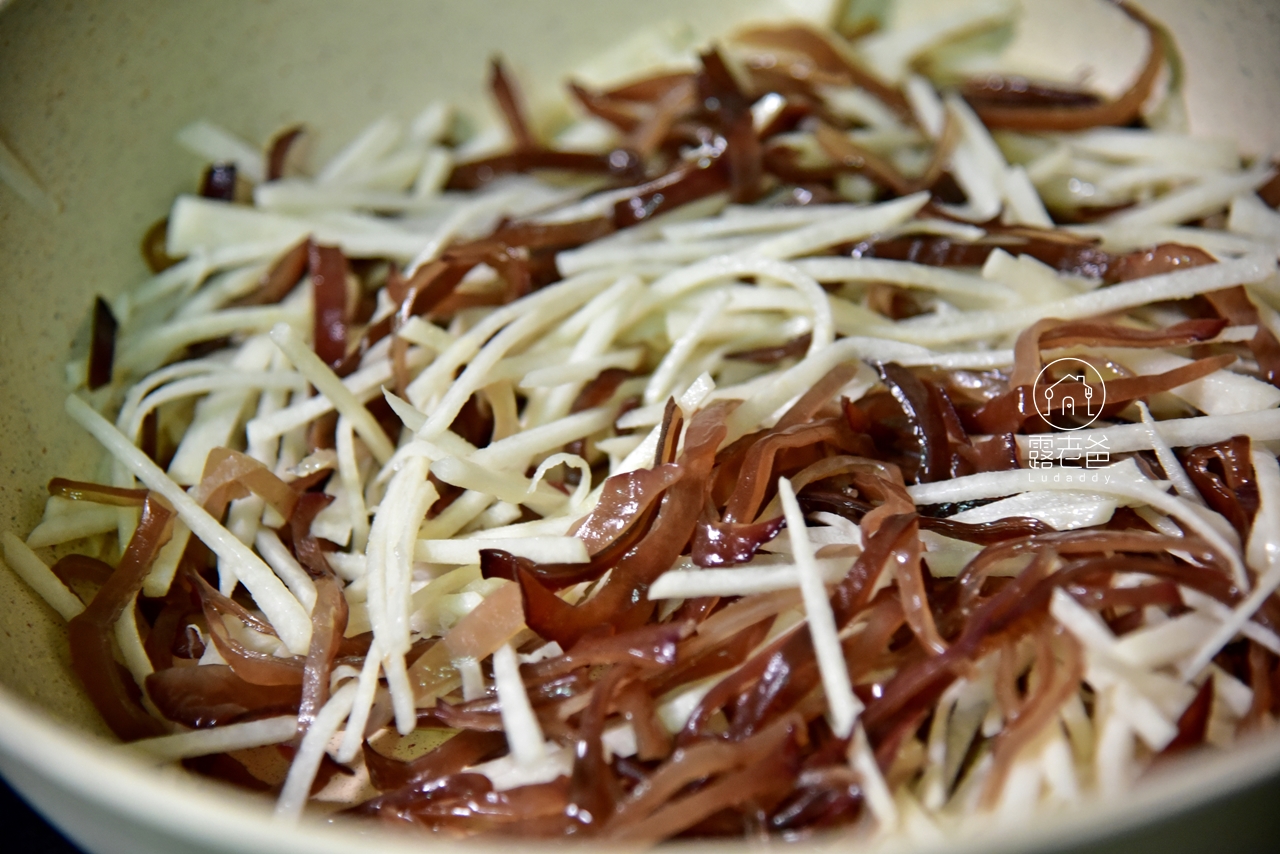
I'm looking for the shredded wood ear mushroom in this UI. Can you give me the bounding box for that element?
[10,0,1280,844]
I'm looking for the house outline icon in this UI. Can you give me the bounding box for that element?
[1041,372,1095,420]
[1034,358,1105,431]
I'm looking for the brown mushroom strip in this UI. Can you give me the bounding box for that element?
[1158,676,1215,759]
[519,403,729,647]
[966,2,1164,131]
[146,664,302,729]
[234,239,310,308]
[1180,436,1259,540]
[200,163,238,201]
[67,494,174,741]
[88,296,118,391]
[310,242,350,369]
[448,148,642,191]
[50,554,115,590]
[1204,285,1280,388]
[48,477,148,506]
[726,332,813,364]
[732,24,912,117]
[140,217,181,273]
[876,361,952,483]
[489,57,537,151]
[613,159,732,227]
[980,625,1083,806]
[193,572,306,687]
[362,730,507,793]
[296,574,349,738]
[814,122,915,196]
[266,125,306,181]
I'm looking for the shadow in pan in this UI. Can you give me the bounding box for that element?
[0,777,84,854]
[1042,772,1280,854]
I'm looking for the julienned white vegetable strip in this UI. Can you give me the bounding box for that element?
[893,253,1278,345]
[143,521,192,599]
[2,532,84,620]
[660,203,866,241]
[792,256,1012,302]
[254,529,318,614]
[365,455,435,733]
[406,269,613,410]
[1106,348,1280,416]
[116,304,309,375]
[121,371,306,444]
[316,115,402,185]
[858,0,1016,84]
[648,556,852,599]
[850,723,898,828]
[415,536,588,566]
[167,335,281,487]
[1180,587,1280,657]
[642,256,835,354]
[386,467,438,733]
[334,417,370,553]
[114,594,155,684]
[1181,451,1280,680]
[907,460,1248,590]
[64,395,313,655]
[129,716,298,762]
[413,275,616,439]
[744,191,928,260]
[335,638,383,763]
[25,505,120,549]
[167,194,434,260]
[528,453,593,513]
[779,476,861,738]
[645,289,730,406]
[1136,402,1204,506]
[176,120,268,184]
[276,681,359,819]
[1015,408,1280,457]
[246,346,429,447]
[1106,166,1276,227]
[269,323,396,465]
[493,643,547,766]
[429,456,566,514]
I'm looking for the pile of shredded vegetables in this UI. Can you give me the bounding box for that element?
[8,0,1280,844]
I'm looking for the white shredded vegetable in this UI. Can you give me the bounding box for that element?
[128,716,297,763]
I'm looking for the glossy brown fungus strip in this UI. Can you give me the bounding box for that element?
[147,665,302,729]
[49,477,148,506]
[1205,285,1280,387]
[200,163,238,201]
[296,574,349,737]
[140,217,181,273]
[965,2,1164,131]
[88,296,118,390]
[876,361,952,483]
[309,242,350,369]
[266,125,306,181]
[731,23,911,117]
[193,573,306,687]
[234,239,311,308]
[68,494,174,741]
[1180,436,1259,540]
[363,730,507,792]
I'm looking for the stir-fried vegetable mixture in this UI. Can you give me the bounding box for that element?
[6,0,1280,844]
